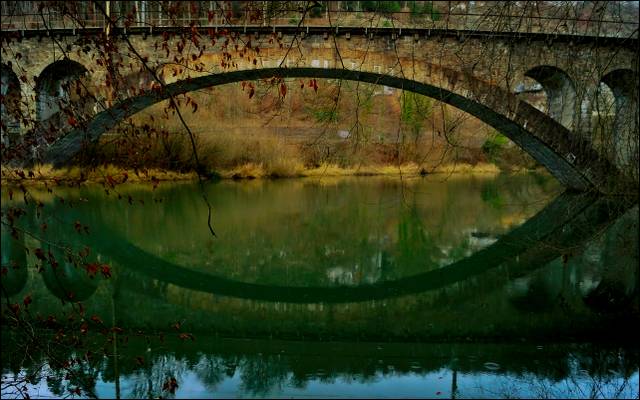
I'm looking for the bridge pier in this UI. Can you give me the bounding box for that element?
[525,66,576,130]
[601,70,640,183]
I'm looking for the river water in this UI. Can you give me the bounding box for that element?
[1,173,638,398]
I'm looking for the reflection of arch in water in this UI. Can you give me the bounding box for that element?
[0,223,27,297]
[75,193,631,304]
[37,222,105,302]
[41,254,100,302]
[582,205,639,314]
[41,67,618,192]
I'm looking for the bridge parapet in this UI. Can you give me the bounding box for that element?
[1,1,638,39]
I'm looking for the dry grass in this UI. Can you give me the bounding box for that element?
[1,160,502,186]
[431,162,501,174]
[1,164,196,185]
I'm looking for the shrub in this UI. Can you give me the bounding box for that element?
[482,131,509,162]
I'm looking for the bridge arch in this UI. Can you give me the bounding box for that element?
[1,64,22,147]
[35,58,88,131]
[524,65,576,130]
[600,69,639,180]
[43,66,618,192]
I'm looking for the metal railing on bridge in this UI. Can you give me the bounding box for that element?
[1,1,638,39]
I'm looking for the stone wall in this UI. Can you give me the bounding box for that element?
[1,29,637,188]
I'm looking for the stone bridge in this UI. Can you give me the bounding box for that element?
[1,15,638,192]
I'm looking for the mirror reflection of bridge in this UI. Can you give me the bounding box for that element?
[1,3,638,192]
[2,189,637,339]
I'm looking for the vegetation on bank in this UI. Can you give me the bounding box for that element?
[1,161,508,186]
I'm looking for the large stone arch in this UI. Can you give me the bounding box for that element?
[1,63,22,147]
[35,58,89,134]
[524,65,577,130]
[41,66,619,192]
[600,69,639,181]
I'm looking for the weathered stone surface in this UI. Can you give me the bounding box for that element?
[1,28,637,192]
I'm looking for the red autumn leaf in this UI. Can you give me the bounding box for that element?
[85,263,99,278]
[34,248,46,261]
[163,377,179,394]
[179,333,195,341]
[78,246,90,258]
[101,264,112,278]
[67,116,78,127]
[280,83,287,98]
[9,303,20,315]
[45,315,58,327]
[106,175,117,188]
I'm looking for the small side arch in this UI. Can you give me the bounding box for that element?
[525,66,576,130]
[35,58,88,124]
[1,63,22,147]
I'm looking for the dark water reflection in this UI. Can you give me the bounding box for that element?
[1,173,638,398]
[2,335,638,399]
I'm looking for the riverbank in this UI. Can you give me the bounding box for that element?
[0,161,521,186]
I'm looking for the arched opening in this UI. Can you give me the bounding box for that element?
[43,67,609,191]
[0,222,27,297]
[35,58,89,134]
[1,64,22,148]
[600,69,639,180]
[524,66,576,130]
